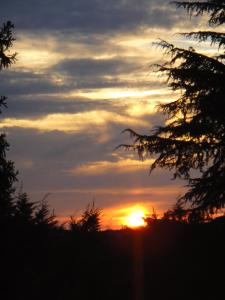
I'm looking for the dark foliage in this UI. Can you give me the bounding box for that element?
[172,0,225,25]
[143,207,159,227]
[14,189,36,225]
[120,1,225,219]
[78,201,102,232]
[68,215,80,232]
[1,217,225,300]
[34,196,57,229]
[0,22,17,222]
[0,21,16,69]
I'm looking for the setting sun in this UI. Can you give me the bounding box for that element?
[125,210,146,228]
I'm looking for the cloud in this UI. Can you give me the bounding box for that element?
[1,56,165,98]
[1,0,179,33]
[6,126,180,190]
[0,110,149,132]
[0,70,66,96]
[69,158,155,175]
[4,96,113,118]
[52,57,139,77]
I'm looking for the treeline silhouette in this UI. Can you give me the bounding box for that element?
[1,200,225,300]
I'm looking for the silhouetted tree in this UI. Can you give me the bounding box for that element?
[144,207,159,226]
[0,21,17,222]
[14,188,36,225]
[163,202,188,222]
[79,202,102,232]
[34,195,57,229]
[121,1,225,220]
[68,215,81,233]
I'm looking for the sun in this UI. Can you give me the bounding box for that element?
[125,210,146,228]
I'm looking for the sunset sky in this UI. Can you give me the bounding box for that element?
[0,0,212,228]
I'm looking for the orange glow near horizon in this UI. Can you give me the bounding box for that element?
[122,207,147,228]
[125,210,146,228]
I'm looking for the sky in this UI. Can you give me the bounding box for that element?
[0,0,211,228]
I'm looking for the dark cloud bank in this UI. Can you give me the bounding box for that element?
[1,0,178,33]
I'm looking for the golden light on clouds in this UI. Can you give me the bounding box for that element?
[113,28,174,58]
[69,158,155,175]
[126,102,157,117]
[0,110,148,132]
[72,88,168,100]
[14,34,65,70]
[17,49,60,69]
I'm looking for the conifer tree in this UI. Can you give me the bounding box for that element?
[15,188,35,225]
[121,1,225,219]
[34,196,57,229]
[68,215,80,233]
[0,21,17,222]
[79,202,102,232]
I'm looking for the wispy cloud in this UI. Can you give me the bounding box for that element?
[0,110,149,133]
[69,158,155,175]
